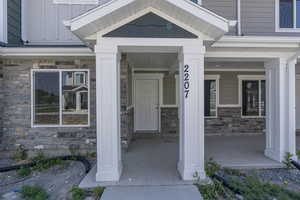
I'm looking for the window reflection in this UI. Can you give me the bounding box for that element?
[33,72,60,125]
[204,80,217,117]
[280,0,294,28]
[62,71,89,125]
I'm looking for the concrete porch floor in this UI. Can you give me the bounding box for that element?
[80,135,299,188]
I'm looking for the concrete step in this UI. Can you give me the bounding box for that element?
[100,185,203,200]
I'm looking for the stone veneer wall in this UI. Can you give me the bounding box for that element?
[161,107,179,136]
[205,107,265,135]
[0,59,97,156]
[120,55,134,148]
[160,107,265,136]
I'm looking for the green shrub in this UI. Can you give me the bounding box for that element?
[205,158,221,177]
[283,152,294,169]
[93,187,105,199]
[31,151,64,171]
[228,175,300,200]
[197,179,233,200]
[20,185,48,200]
[18,167,31,177]
[70,187,86,200]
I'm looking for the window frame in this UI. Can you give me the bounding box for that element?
[238,75,266,118]
[31,69,90,128]
[204,75,220,119]
[276,0,300,32]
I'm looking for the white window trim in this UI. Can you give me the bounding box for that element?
[204,75,220,119]
[238,75,265,118]
[31,69,90,128]
[53,0,99,4]
[275,0,300,32]
[0,0,7,43]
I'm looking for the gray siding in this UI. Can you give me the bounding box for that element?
[163,75,176,105]
[241,0,300,36]
[202,0,237,35]
[7,0,21,45]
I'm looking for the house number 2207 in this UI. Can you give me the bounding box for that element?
[184,65,190,98]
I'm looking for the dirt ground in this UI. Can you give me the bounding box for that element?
[0,159,91,200]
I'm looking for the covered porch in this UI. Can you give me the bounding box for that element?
[80,134,298,187]
[66,0,300,184]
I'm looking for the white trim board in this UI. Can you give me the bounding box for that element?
[67,0,229,41]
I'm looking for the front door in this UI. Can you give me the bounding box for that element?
[296,77,300,129]
[134,79,159,132]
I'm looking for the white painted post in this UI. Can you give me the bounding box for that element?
[287,59,297,160]
[178,43,206,180]
[264,58,297,162]
[95,43,122,182]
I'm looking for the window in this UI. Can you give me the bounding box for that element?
[32,69,90,127]
[204,75,219,118]
[239,76,266,117]
[277,0,300,31]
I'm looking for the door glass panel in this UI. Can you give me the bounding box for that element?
[62,71,89,125]
[242,80,259,116]
[33,72,60,125]
[260,80,266,116]
[280,0,294,28]
[204,80,217,117]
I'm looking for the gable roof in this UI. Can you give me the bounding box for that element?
[65,0,231,42]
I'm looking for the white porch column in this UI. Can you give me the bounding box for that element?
[178,43,206,180]
[95,43,122,182]
[264,58,297,162]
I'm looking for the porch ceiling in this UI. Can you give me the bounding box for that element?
[65,0,231,42]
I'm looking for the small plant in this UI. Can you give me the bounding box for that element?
[20,185,48,200]
[197,180,233,200]
[13,145,28,161]
[70,187,86,200]
[31,151,64,171]
[18,167,31,177]
[205,158,221,177]
[93,187,105,199]
[297,149,300,158]
[223,168,245,177]
[283,152,294,169]
[228,175,300,200]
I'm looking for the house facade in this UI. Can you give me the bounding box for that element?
[0,0,300,182]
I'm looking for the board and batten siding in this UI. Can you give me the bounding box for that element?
[241,0,300,36]
[23,0,96,45]
[7,0,21,45]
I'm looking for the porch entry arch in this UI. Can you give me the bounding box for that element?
[95,38,206,182]
[65,0,231,182]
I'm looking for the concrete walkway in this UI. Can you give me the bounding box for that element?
[101,185,202,200]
